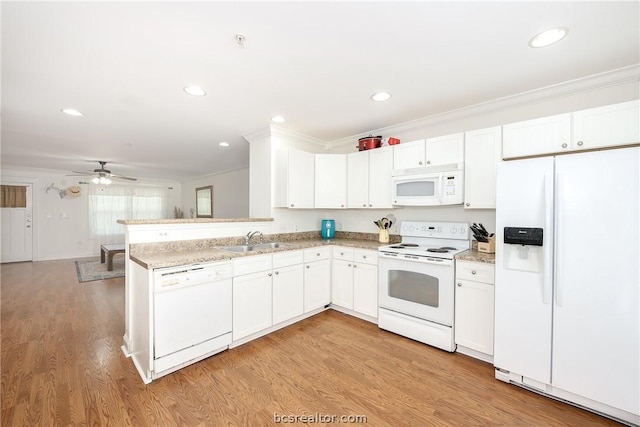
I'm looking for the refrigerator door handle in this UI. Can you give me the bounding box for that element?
[543,173,553,305]
[554,173,564,307]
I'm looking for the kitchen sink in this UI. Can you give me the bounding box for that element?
[221,242,288,252]
[221,245,254,252]
[253,242,286,249]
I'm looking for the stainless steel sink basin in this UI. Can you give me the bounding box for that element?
[221,242,287,252]
[221,245,254,252]
[253,242,285,249]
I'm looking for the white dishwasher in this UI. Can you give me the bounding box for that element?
[153,261,232,378]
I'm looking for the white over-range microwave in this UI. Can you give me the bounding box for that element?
[391,163,464,206]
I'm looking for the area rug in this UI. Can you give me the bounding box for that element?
[75,258,125,283]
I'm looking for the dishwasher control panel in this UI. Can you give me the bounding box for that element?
[154,261,232,292]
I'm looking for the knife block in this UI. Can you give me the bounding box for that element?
[477,235,495,254]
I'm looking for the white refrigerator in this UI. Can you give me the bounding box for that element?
[494,146,639,425]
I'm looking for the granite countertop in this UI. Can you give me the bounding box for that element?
[130,233,397,270]
[455,248,496,264]
[118,217,274,225]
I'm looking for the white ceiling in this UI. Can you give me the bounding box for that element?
[2,1,639,181]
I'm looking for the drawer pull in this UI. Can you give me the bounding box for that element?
[457,283,462,287]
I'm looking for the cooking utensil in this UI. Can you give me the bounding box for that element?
[380,218,390,229]
[357,135,382,151]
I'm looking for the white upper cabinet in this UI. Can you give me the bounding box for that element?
[368,146,394,208]
[393,134,464,169]
[347,146,393,209]
[393,139,425,169]
[425,133,465,166]
[315,154,347,208]
[347,151,369,208]
[274,148,315,208]
[502,100,639,159]
[502,113,572,159]
[572,100,639,151]
[464,126,502,209]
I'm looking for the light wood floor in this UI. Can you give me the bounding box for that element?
[1,259,622,426]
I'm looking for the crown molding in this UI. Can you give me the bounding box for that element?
[244,124,328,150]
[328,64,640,149]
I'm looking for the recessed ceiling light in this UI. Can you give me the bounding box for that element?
[371,92,391,102]
[529,27,568,48]
[61,108,83,116]
[271,115,286,123]
[183,86,207,96]
[218,141,230,147]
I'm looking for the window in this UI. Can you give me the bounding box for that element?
[88,184,169,242]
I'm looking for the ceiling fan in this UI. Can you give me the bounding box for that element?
[67,161,138,185]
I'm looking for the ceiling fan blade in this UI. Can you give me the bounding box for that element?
[66,172,91,176]
[109,174,138,181]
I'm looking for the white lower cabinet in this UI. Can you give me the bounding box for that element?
[455,260,495,361]
[303,247,332,312]
[331,247,378,320]
[272,252,304,325]
[233,251,304,341]
[232,267,273,342]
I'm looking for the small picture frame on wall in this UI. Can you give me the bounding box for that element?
[195,185,213,218]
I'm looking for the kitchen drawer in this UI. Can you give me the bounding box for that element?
[273,250,303,269]
[232,254,272,276]
[354,249,378,265]
[304,246,332,262]
[333,246,354,261]
[456,261,495,284]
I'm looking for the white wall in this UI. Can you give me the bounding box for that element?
[1,166,181,261]
[180,167,249,219]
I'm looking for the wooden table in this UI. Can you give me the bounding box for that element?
[100,243,125,271]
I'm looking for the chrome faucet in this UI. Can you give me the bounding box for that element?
[245,231,261,245]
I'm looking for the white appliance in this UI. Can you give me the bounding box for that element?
[494,147,639,425]
[153,261,232,379]
[378,221,470,351]
[391,163,464,206]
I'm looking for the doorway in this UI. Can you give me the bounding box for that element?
[1,182,33,263]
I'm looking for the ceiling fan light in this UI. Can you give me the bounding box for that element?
[102,177,112,185]
[91,177,100,184]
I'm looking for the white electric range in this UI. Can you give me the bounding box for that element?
[378,221,470,351]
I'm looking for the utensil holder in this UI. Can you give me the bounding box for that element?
[379,229,389,243]
[477,235,495,254]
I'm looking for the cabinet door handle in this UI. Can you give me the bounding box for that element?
[561,143,568,149]
[353,264,357,268]
[348,263,352,267]
[306,265,310,269]
[268,273,272,277]
[457,282,462,287]
[340,204,344,207]
[465,202,470,207]
[362,255,367,259]
[471,270,477,275]
[274,271,279,275]
[290,204,294,207]
[369,204,372,207]
[363,204,366,207]
[418,161,423,165]
[316,253,320,256]
[340,252,344,256]
[426,160,431,165]
[577,141,584,146]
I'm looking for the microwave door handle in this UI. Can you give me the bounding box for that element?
[438,173,444,203]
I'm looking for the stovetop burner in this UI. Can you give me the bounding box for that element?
[427,248,449,253]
